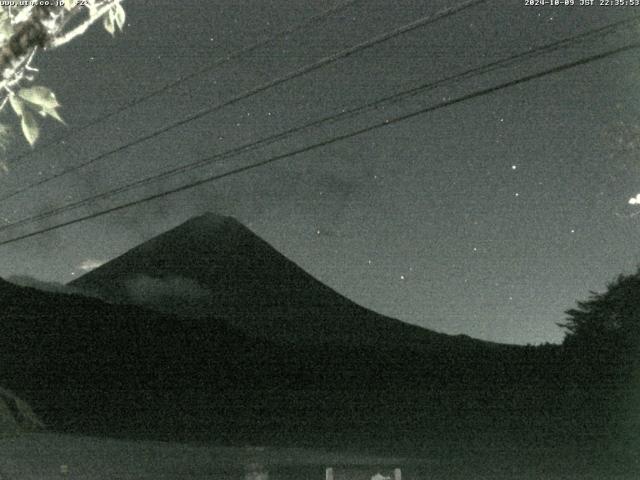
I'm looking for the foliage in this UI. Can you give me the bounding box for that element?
[559,270,640,457]
[0,1,126,151]
[561,269,640,357]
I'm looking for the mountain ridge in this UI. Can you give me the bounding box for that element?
[71,212,494,348]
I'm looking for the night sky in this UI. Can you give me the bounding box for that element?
[0,0,639,344]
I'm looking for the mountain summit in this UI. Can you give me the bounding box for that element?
[71,213,462,347]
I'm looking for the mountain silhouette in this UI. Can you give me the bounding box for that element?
[71,213,481,348]
[0,213,628,464]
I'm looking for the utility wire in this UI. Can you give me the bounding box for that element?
[1,15,637,234]
[0,40,637,247]
[1,0,364,168]
[0,0,489,204]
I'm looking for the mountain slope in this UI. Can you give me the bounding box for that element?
[70,213,483,348]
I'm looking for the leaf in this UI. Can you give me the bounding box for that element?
[20,110,39,147]
[9,95,25,117]
[87,0,98,17]
[18,86,59,109]
[41,105,65,125]
[103,10,116,36]
[114,3,126,31]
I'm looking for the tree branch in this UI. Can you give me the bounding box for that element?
[0,6,57,76]
[50,1,124,48]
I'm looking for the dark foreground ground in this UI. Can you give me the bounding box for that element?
[0,432,638,480]
[0,433,406,480]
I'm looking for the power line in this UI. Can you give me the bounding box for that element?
[0,0,489,204]
[2,0,364,168]
[1,15,637,234]
[0,40,637,247]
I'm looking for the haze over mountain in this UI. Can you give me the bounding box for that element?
[70,213,486,348]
